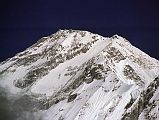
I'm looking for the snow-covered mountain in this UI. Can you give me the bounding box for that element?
[0,30,159,120]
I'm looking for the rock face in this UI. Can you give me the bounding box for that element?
[0,30,159,120]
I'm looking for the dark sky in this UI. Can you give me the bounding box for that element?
[0,0,159,61]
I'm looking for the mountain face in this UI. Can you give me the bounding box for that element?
[0,30,159,120]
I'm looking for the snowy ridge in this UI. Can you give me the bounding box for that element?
[0,29,159,120]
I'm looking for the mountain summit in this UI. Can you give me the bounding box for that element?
[0,30,159,120]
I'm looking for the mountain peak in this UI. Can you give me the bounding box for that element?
[0,30,159,120]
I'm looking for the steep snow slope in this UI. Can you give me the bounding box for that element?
[0,30,159,120]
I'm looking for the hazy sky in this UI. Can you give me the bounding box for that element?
[0,0,159,61]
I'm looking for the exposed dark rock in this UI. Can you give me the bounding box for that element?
[106,47,125,62]
[67,93,77,102]
[122,77,159,120]
[123,65,144,86]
